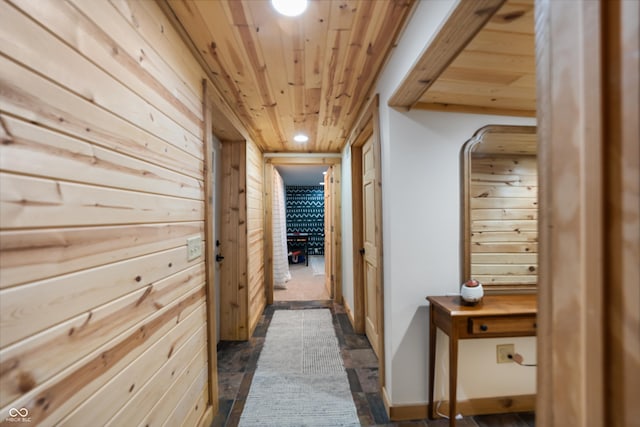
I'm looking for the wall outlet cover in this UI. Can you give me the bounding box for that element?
[496,344,515,363]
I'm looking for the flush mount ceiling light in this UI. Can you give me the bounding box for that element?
[271,0,308,17]
[293,133,309,143]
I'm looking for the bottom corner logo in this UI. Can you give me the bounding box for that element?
[8,409,28,418]
[7,408,31,422]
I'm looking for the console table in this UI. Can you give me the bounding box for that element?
[426,294,537,426]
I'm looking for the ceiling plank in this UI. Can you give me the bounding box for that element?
[163,0,415,153]
[388,0,506,109]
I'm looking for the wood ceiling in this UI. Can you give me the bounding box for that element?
[390,0,536,117]
[163,0,415,153]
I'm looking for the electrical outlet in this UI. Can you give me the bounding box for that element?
[496,344,515,363]
[187,236,202,261]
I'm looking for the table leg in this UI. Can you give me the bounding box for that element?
[449,332,458,427]
[428,305,436,419]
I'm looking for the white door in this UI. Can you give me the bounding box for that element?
[362,137,381,357]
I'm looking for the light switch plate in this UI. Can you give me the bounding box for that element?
[187,236,202,261]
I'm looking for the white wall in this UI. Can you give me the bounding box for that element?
[341,0,538,407]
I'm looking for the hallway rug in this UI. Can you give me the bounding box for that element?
[238,309,359,427]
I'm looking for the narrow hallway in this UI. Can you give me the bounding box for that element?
[211,302,535,427]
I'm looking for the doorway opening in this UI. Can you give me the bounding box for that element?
[273,164,330,301]
[263,156,342,305]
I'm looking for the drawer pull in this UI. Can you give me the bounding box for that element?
[480,324,488,331]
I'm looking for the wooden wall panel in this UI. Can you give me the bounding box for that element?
[219,140,265,341]
[219,142,248,340]
[0,0,213,425]
[246,140,265,336]
[469,155,538,287]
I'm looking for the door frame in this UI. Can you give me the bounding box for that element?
[201,80,219,423]
[535,0,639,425]
[263,155,342,305]
[346,94,385,387]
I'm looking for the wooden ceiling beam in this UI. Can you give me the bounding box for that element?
[388,0,506,110]
[413,101,535,118]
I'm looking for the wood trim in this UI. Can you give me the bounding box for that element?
[413,102,536,118]
[349,145,365,334]
[460,125,538,293]
[384,394,535,422]
[602,1,640,425]
[332,163,342,303]
[343,297,356,331]
[262,155,341,305]
[264,156,341,165]
[388,0,506,109]
[437,394,536,419]
[201,80,218,414]
[197,406,214,427]
[263,162,274,305]
[535,0,626,425]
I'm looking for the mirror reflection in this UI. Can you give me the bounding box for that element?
[462,125,538,293]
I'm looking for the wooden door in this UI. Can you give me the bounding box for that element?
[324,167,333,297]
[362,137,381,357]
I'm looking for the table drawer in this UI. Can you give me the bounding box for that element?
[469,315,537,336]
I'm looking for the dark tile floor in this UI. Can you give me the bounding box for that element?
[211,301,535,427]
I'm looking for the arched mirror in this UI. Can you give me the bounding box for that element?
[461,125,538,293]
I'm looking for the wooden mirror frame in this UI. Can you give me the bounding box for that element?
[461,125,538,294]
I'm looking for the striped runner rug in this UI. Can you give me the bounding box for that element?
[238,309,360,427]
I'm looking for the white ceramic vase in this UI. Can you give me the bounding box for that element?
[460,279,484,304]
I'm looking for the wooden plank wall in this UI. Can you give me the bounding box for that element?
[470,155,538,286]
[219,142,248,340]
[219,140,265,341]
[246,141,265,335]
[0,0,213,425]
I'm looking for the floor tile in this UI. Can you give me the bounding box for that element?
[517,412,535,427]
[346,368,363,392]
[217,372,245,400]
[355,367,380,393]
[352,391,377,426]
[475,413,530,427]
[426,417,479,426]
[344,348,379,368]
[366,392,390,424]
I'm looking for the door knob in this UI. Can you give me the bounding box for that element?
[359,248,365,255]
[216,254,225,262]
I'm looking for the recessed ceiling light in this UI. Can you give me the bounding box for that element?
[293,133,309,143]
[271,0,308,17]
